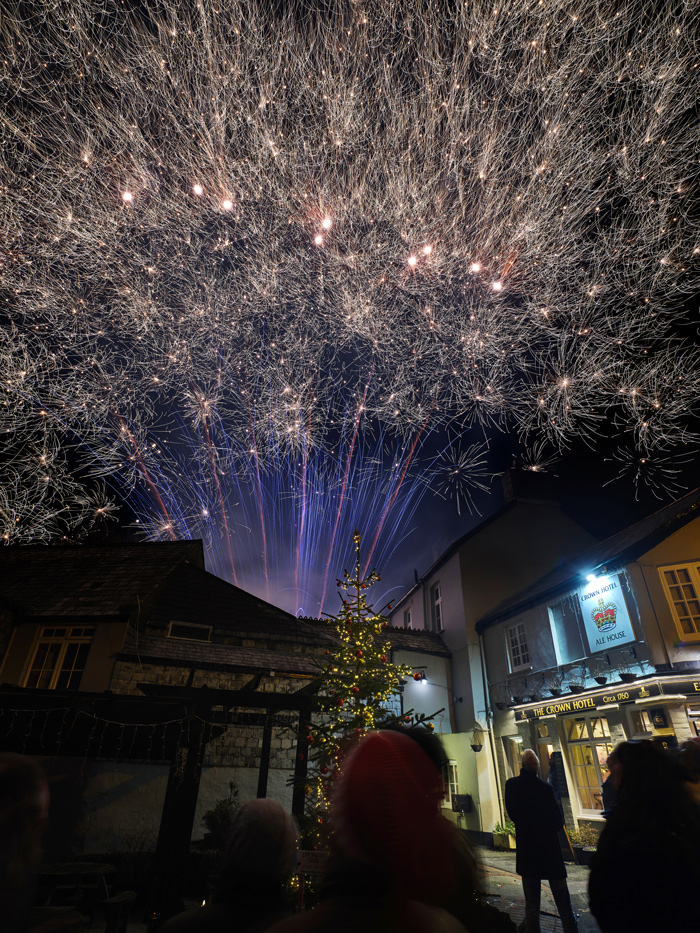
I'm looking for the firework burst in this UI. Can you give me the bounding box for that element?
[1,0,699,609]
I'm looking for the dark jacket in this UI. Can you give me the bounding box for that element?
[504,769,566,880]
[589,800,700,933]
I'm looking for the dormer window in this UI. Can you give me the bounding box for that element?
[167,621,212,642]
[25,626,95,690]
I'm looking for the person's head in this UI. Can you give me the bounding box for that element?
[611,740,689,810]
[213,799,297,903]
[380,723,448,808]
[0,754,49,887]
[607,739,700,843]
[332,730,454,899]
[521,749,539,772]
[679,737,700,781]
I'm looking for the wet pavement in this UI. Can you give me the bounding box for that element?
[477,847,601,932]
[80,846,601,932]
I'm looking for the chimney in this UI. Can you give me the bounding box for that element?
[501,467,561,504]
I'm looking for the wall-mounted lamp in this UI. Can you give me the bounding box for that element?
[413,671,427,684]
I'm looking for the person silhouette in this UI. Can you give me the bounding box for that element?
[161,799,297,933]
[504,749,577,933]
[0,754,50,933]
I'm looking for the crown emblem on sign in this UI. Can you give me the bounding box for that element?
[592,598,617,632]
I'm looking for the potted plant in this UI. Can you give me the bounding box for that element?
[566,663,587,694]
[567,827,585,864]
[202,780,240,850]
[471,722,485,753]
[569,823,600,866]
[545,670,564,697]
[509,677,527,705]
[588,656,609,686]
[492,684,510,710]
[493,820,517,850]
[616,649,638,683]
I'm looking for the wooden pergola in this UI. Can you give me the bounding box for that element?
[0,679,320,921]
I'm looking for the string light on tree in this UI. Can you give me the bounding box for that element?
[301,532,440,844]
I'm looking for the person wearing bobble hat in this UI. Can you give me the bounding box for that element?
[504,749,578,933]
[161,799,297,933]
[265,729,466,933]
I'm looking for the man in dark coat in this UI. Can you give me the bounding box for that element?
[504,749,577,933]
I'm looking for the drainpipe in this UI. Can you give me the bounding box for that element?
[478,630,505,825]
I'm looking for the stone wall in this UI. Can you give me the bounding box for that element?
[110,659,306,772]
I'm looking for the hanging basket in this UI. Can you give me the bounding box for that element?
[471,743,483,753]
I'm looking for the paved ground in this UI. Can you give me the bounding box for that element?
[78,846,601,932]
[477,847,601,932]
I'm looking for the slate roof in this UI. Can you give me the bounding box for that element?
[0,541,204,619]
[115,632,320,676]
[300,617,450,657]
[0,541,336,648]
[475,486,700,633]
[147,562,337,647]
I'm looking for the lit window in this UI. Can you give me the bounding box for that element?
[25,626,95,690]
[167,621,212,641]
[507,623,530,671]
[431,583,443,632]
[659,565,700,640]
[404,607,412,629]
[565,716,614,813]
[441,760,459,807]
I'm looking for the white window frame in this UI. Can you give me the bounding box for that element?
[431,583,443,632]
[167,621,212,642]
[564,714,615,816]
[441,760,459,808]
[659,563,700,642]
[25,626,95,690]
[507,622,531,672]
[404,607,413,629]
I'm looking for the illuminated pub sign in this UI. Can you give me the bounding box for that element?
[516,681,662,720]
[577,575,635,653]
[515,679,700,720]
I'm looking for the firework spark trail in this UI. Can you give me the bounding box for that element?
[116,417,177,541]
[1,0,699,604]
[361,402,435,578]
[294,426,309,600]
[318,371,374,614]
[191,386,239,585]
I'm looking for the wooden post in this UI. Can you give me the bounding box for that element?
[291,708,310,817]
[148,713,209,925]
[256,712,273,798]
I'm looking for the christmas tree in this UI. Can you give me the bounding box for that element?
[301,531,439,842]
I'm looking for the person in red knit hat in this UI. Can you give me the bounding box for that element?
[266,729,466,933]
